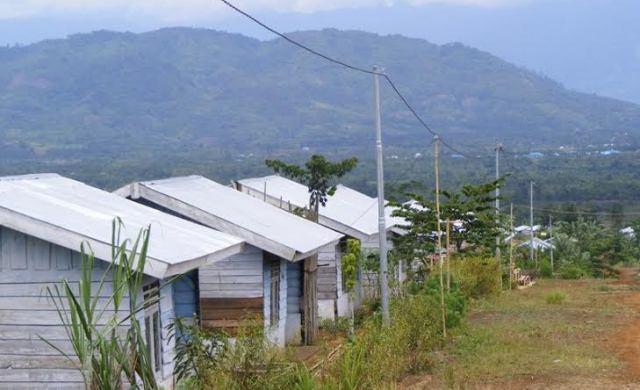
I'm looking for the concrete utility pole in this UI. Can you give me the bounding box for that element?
[495,143,503,264]
[373,65,390,326]
[434,135,447,338]
[509,202,514,289]
[529,180,534,265]
[549,215,554,274]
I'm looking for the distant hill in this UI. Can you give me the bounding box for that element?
[1,27,640,161]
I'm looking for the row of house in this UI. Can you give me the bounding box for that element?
[0,173,401,388]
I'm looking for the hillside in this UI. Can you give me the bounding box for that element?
[1,27,640,162]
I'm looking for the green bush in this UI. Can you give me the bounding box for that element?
[422,275,467,329]
[558,263,588,279]
[324,289,462,388]
[320,316,351,336]
[545,292,566,304]
[451,257,501,299]
[539,258,553,278]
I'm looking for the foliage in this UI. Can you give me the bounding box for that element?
[391,178,503,269]
[319,316,352,336]
[450,257,501,299]
[168,315,226,386]
[545,291,566,304]
[411,275,467,329]
[323,292,451,388]
[43,219,158,389]
[265,155,357,211]
[341,238,361,292]
[176,322,309,390]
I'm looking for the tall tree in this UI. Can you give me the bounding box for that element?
[266,154,357,345]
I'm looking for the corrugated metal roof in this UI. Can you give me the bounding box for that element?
[0,174,244,278]
[116,176,343,261]
[237,175,402,241]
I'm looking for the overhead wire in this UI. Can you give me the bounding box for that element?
[219,0,488,160]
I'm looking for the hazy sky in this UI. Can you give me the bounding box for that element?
[0,0,536,45]
[0,0,638,103]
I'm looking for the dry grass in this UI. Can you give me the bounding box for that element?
[431,278,636,388]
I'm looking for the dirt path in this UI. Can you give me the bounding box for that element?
[611,268,640,381]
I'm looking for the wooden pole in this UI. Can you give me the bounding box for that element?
[434,136,446,338]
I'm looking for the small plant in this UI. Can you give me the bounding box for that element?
[43,219,159,389]
[169,315,226,386]
[320,316,351,336]
[545,292,566,304]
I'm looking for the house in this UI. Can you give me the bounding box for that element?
[234,175,404,301]
[518,237,555,252]
[514,225,541,236]
[115,176,343,344]
[0,174,244,389]
[620,226,635,238]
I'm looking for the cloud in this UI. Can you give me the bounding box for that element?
[0,0,533,21]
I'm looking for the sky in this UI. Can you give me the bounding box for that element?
[0,0,638,103]
[0,0,535,45]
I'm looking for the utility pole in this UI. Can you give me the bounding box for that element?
[509,202,514,289]
[495,143,503,264]
[373,65,390,326]
[434,136,447,338]
[529,180,534,265]
[549,215,554,274]
[446,219,451,292]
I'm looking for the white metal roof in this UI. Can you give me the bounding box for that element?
[236,175,402,241]
[116,176,343,261]
[0,174,244,278]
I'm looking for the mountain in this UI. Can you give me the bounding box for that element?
[1,27,640,162]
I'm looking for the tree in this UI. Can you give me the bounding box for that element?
[440,178,503,254]
[266,154,357,345]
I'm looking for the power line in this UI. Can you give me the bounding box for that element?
[512,204,640,216]
[219,0,484,160]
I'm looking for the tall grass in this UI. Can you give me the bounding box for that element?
[42,219,159,389]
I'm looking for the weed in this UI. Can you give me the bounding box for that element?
[545,291,566,304]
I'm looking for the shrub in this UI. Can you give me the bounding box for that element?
[422,275,467,329]
[450,256,501,299]
[545,292,566,304]
[323,290,459,388]
[174,321,311,390]
[320,316,351,336]
[558,263,587,279]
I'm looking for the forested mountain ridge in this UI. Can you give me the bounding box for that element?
[1,27,640,162]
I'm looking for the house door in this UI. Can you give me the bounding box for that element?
[285,261,303,344]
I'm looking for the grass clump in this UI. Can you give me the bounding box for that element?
[173,320,310,390]
[450,256,501,299]
[545,291,566,304]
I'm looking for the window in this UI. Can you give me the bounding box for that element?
[143,281,162,373]
[264,252,281,326]
[270,260,280,326]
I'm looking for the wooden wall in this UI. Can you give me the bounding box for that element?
[0,226,174,388]
[199,244,264,329]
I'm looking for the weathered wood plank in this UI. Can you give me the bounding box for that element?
[27,236,51,271]
[0,355,77,369]
[0,310,130,326]
[199,283,263,292]
[2,228,27,270]
[0,297,130,311]
[200,297,263,310]
[0,368,83,382]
